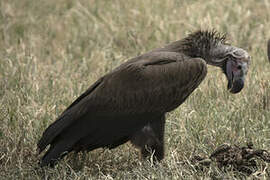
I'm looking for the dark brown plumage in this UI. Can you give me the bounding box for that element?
[38,30,250,167]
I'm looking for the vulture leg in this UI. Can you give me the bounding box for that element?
[131,114,165,161]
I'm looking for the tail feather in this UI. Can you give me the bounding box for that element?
[38,114,73,153]
[38,114,152,166]
[38,79,103,154]
[40,139,75,167]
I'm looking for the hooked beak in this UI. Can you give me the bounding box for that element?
[226,59,249,94]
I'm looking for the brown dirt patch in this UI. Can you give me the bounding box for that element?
[192,142,270,175]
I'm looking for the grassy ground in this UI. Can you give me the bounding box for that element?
[0,0,270,179]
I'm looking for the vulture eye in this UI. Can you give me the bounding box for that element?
[237,65,242,70]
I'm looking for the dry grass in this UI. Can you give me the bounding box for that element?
[0,0,270,179]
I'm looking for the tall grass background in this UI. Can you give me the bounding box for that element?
[0,0,269,179]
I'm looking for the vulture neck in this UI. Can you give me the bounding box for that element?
[160,31,228,65]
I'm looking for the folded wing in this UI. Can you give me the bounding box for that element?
[37,51,207,166]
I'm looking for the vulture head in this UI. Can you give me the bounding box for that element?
[218,46,250,94]
[180,30,251,94]
[210,38,250,94]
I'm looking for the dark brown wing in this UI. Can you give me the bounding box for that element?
[64,52,207,114]
[38,51,207,166]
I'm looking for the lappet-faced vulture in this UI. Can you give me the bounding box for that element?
[38,30,250,167]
